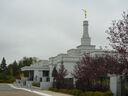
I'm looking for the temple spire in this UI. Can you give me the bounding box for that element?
[81,20,91,45]
[82,9,87,19]
[81,9,91,45]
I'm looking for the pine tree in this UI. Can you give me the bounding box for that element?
[0,57,7,72]
[9,67,13,76]
[12,61,19,76]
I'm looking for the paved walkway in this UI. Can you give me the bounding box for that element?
[38,90,72,96]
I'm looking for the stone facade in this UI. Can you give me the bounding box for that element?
[21,20,108,89]
[109,74,126,96]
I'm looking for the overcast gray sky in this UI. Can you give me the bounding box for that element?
[0,0,127,64]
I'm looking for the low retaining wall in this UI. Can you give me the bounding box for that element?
[40,82,52,90]
[21,77,28,86]
[26,81,33,88]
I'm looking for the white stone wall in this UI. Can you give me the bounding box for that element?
[34,70,42,82]
[22,20,111,86]
[40,82,52,90]
[110,76,118,96]
[110,75,126,96]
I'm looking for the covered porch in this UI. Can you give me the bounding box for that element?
[21,65,50,82]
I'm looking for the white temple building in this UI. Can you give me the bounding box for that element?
[21,20,107,89]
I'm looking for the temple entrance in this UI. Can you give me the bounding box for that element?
[43,70,50,82]
[29,71,34,81]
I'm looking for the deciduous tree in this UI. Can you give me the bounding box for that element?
[55,61,68,89]
[52,66,58,88]
[106,11,128,56]
[73,55,124,91]
[106,11,128,76]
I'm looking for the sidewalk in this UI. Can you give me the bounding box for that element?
[38,90,73,96]
[12,84,73,96]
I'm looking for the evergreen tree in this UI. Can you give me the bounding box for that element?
[19,57,38,68]
[18,57,38,77]
[0,57,7,72]
[12,61,20,77]
[9,67,13,76]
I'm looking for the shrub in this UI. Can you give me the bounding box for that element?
[103,91,113,96]
[71,89,83,96]
[0,75,16,83]
[59,89,68,93]
[48,87,54,91]
[6,76,16,83]
[93,91,103,96]
[91,82,109,92]
[32,82,40,87]
[48,87,113,96]
[80,91,94,96]
[48,87,58,92]
[67,90,73,94]
[53,88,59,92]
[126,88,128,96]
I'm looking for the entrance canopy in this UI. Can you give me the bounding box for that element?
[21,64,49,71]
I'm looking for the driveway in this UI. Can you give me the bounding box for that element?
[0,84,41,96]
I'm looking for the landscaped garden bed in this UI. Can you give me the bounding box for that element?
[48,87,113,96]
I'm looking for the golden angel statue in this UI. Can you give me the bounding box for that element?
[82,9,87,19]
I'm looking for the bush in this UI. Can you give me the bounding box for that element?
[48,87,54,91]
[32,82,40,87]
[59,89,82,96]
[80,91,94,96]
[48,87,59,92]
[126,88,128,96]
[53,88,59,92]
[67,90,73,94]
[48,88,82,96]
[80,91,113,96]
[71,89,83,96]
[59,89,68,93]
[6,76,16,83]
[103,91,113,96]
[48,87,113,96]
[93,91,103,96]
[0,75,16,83]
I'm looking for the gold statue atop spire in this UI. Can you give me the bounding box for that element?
[82,9,87,19]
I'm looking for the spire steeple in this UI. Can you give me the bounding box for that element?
[81,20,91,45]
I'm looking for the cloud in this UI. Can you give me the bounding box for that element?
[0,0,127,64]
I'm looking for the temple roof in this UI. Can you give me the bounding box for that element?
[21,64,49,71]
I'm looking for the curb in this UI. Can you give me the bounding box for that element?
[8,84,52,96]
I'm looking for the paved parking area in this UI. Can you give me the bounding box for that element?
[0,84,41,96]
[0,84,73,96]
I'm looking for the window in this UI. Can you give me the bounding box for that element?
[43,71,49,77]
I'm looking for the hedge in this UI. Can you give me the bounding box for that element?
[126,88,128,96]
[48,87,113,96]
[0,76,16,83]
[80,91,113,96]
